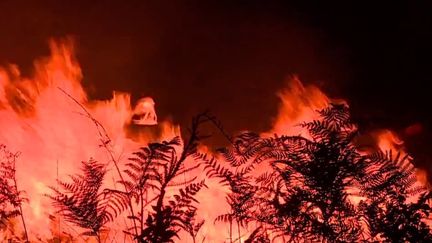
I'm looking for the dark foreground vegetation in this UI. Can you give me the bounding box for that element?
[1,104,432,242]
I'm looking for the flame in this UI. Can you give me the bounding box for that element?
[374,129,429,187]
[376,129,405,153]
[0,39,179,240]
[270,76,329,136]
[269,76,347,137]
[0,39,426,241]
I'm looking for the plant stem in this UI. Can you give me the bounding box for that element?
[229,218,233,243]
[58,88,139,240]
[17,201,29,243]
[237,220,241,243]
[11,159,29,242]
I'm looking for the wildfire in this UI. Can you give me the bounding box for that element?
[0,39,178,240]
[0,39,425,242]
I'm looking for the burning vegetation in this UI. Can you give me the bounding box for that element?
[0,39,431,242]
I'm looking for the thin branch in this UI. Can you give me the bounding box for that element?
[57,87,139,240]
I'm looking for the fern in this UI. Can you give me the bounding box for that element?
[359,149,432,241]
[109,113,211,242]
[198,103,431,242]
[48,159,127,242]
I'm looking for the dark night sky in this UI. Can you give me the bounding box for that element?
[0,1,431,173]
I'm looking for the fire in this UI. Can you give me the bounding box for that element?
[0,39,179,240]
[270,76,329,136]
[269,76,348,137]
[374,129,428,187]
[0,38,426,241]
[376,129,405,153]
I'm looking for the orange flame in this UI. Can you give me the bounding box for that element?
[374,129,428,187]
[0,39,179,240]
[270,76,329,136]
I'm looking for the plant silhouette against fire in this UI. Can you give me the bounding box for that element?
[47,90,209,242]
[111,114,209,243]
[48,159,127,242]
[6,94,431,242]
[0,145,29,242]
[197,104,432,242]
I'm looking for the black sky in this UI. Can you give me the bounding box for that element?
[0,1,431,173]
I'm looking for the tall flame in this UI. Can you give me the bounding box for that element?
[0,39,179,239]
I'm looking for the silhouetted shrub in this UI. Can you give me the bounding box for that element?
[198,104,432,242]
[0,145,29,242]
